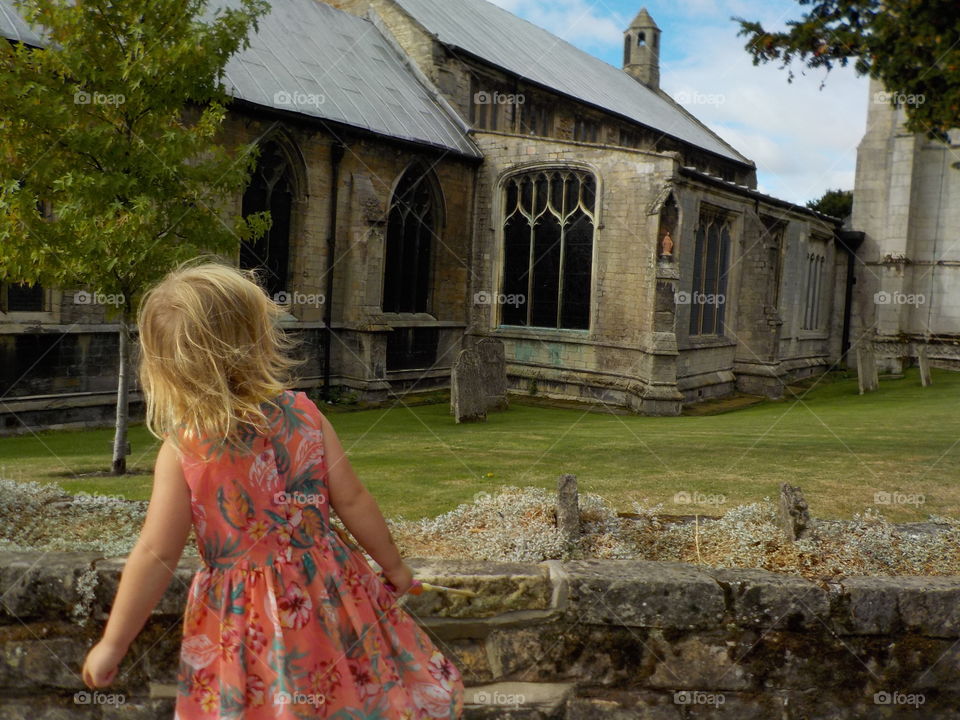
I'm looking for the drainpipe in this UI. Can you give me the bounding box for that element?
[838,229,865,367]
[323,141,346,401]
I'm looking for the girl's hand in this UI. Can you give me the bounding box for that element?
[81,640,126,688]
[383,561,415,595]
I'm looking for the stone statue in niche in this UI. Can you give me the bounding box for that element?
[656,193,678,263]
[660,230,674,258]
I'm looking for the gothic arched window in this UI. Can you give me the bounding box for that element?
[689,208,732,336]
[501,169,596,330]
[240,140,295,299]
[382,165,437,314]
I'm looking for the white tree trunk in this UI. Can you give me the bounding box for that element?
[111,315,131,475]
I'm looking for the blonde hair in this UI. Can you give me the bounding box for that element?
[138,260,301,450]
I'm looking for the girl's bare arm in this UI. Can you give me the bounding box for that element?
[82,440,193,687]
[321,412,412,591]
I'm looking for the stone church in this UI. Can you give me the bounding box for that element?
[0,0,847,433]
[850,78,960,371]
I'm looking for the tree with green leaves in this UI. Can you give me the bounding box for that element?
[0,0,270,473]
[736,0,960,140]
[807,188,854,219]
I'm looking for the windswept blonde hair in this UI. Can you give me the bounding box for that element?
[138,261,301,450]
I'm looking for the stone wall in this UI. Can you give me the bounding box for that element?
[851,77,960,372]
[0,103,478,430]
[2,552,958,719]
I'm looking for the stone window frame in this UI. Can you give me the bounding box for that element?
[760,214,788,312]
[687,203,736,338]
[238,129,310,311]
[573,115,601,144]
[492,161,602,335]
[380,161,447,318]
[0,199,60,324]
[0,284,61,324]
[469,73,520,134]
[801,234,830,333]
[469,73,553,139]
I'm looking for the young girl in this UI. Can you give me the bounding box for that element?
[81,262,465,719]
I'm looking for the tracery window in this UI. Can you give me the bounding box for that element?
[240,140,295,299]
[501,169,596,330]
[382,165,437,314]
[802,243,827,331]
[689,207,732,336]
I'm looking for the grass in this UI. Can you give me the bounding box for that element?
[1,368,958,522]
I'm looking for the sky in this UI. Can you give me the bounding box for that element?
[484,0,870,206]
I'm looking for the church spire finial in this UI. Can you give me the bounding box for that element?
[623,7,661,89]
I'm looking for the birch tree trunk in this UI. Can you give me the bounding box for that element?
[111,314,131,475]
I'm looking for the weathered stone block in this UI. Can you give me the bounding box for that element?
[93,557,201,620]
[0,634,88,690]
[565,560,725,629]
[838,576,960,637]
[0,553,101,621]
[463,681,572,720]
[707,567,829,630]
[645,630,752,690]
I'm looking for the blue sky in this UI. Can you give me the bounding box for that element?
[486,0,870,205]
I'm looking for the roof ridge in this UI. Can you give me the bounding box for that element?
[393,0,753,166]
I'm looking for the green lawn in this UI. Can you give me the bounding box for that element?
[2,368,958,522]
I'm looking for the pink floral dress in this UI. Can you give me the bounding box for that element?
[173,390,464,719]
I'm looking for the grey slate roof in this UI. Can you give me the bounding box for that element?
[0,0,480,158]
[217,0,479,157]
[0,0,41,46]
[393,0,752,166]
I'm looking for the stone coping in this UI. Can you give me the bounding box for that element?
[1,553,958,638]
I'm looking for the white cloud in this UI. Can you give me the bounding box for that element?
[662,21,868,203]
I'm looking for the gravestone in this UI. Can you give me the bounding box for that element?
[918,346,933,387]
[451,349,487,423]
[857,347,879,394]
[477,338,509,411]
[778,483,810,541]
[556,474,580,557]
